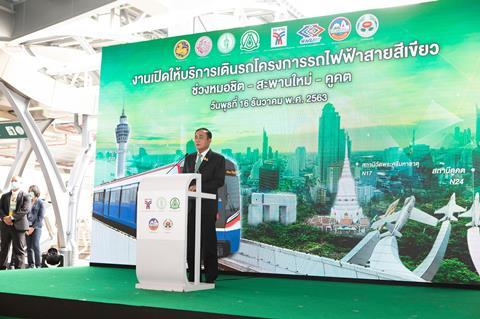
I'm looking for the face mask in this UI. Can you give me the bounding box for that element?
[11,181,20,190]
[29,192,35,198]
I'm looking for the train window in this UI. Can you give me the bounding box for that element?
[121,187,131,204]
[93,190,104,214]
[104,190,111,215]
[119,183,138,224]
[111,189,121,204]
[120,189,127,203]
[124,185,137,203]
[109,188,121,218]
[132,183,139,222]
[133,182,138,195]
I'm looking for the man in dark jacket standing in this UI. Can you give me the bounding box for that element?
[0,176,32,269]
[182,128,225,283]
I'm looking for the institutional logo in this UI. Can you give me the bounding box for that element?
[356,14,379,38]
[148,218,159,232]
[170,197,180,209]
[144,198,152,210]
[296,24,325,44]
[156,197,167,210]
[240,30,260,51]
[174,39,190,59]
[217,32,235,54]
[271,26,287,48]
[195,36,213,57]
[328,17,351,41]
[163,218,173,231]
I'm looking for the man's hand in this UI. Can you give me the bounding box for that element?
[26,227,34,236]
[3,216,13,226]
[189,185,196,192]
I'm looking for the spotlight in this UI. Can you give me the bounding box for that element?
[41,248,64,268]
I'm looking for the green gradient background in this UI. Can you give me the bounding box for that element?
[98,0,480,160]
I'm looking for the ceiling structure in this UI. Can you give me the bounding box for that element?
[0,0,432,169]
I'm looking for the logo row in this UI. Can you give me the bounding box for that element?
[144,197,180,210]
[148,217,173,232]
[174,33,235,59]
[174,14,379,59]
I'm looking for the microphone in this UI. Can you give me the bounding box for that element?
[165,153,188,175]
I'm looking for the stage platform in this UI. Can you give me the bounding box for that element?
[0,266,478,318]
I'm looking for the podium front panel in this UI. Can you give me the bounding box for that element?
[136,175,192,289]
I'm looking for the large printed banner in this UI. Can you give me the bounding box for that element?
[92,0,480,285]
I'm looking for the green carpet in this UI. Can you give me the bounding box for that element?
[0,266,478,319]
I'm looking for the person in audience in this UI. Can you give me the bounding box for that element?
[26,185,45,268]
[0,176,31,269]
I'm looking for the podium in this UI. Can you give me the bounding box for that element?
[135,173,216,292]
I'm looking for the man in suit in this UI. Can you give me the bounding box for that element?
[182,128,225,283]
[0,176,31,269]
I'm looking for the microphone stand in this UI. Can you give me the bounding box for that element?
[165,153,188,174]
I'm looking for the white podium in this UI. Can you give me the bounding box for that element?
[135,173,216,292]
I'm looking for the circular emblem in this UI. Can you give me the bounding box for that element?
[170,197,180,209]
[240,30,260,51]
[195,36,213,57]
[148,218,159,232]
[328,17,351,41]
[356,14,379,38]
[217,32,235,54]
[174,40,190,59]
[156,197,167,210]
[163,218,173,230]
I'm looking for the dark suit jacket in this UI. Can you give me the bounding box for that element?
[28,199,45,229]
[0,191,32,231]
[182,150,226,216]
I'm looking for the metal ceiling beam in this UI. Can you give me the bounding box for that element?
[6,0,126,43]
[0,4,13,38]
[0,81,68,252]
[0,0,14,14]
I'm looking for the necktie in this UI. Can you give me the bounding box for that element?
[194,153,203,173]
